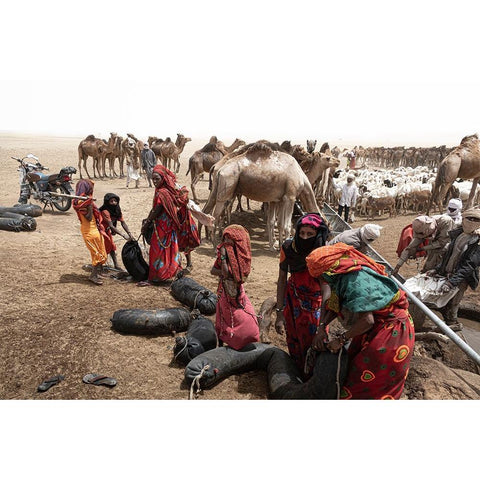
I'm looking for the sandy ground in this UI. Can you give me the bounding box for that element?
[0,133,478,400]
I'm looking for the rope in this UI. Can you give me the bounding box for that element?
[189,364,210,400]
[173,338,190,362]
[192,290,208,311]
[336,348,343,400]
[304,347,315,376]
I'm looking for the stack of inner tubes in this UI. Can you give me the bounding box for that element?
[0,205,40,232]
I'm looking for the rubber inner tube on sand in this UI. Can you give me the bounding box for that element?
[170,273,217,315]
[111,307,192,335]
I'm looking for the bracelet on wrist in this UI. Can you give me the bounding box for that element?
[338,332,348,345]
[275,307,284,313]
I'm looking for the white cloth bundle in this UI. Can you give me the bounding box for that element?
[403,273,459,308]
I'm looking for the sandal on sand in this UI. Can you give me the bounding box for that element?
[136,280,152,287]
[82,373,117,387]
[37,375,65,392]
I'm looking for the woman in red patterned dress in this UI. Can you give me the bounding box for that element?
[275,213,329,379]
[306,243,415,399]
[140,165,200,284]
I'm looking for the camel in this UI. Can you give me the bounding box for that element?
[202,141,321,250]
[427,134,480,213]
[157,133,191,173]
[309,152,341,204]
[186,138,245,203]
[77,135,106,179]
[306,139,317,154]
[102,132,124,178]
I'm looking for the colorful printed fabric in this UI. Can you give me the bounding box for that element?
[283,269,323,378]
[152,164,199,254]
[176,204,200,254]
[339,290,414,400]
[215,283,259,350]
[152,165,188,231]
[324,267,398,313]
[306,242,386,278]
[148,210,182,282]
[214,225,251,285]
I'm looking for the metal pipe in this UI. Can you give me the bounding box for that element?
[391,276,480,367]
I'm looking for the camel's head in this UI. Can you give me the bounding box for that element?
[317,152,341,169]
[319,142,330,153]
[306,139,317,154]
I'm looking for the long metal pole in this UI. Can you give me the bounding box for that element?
[391,276,480,367]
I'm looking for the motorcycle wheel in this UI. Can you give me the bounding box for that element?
[51,185,72,211]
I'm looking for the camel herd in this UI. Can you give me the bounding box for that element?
[77,132,191,179]
[77,132,480,249]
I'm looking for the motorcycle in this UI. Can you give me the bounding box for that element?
[13,154,77,212]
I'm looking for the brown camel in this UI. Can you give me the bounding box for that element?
[157,134,191,173]
[203,141,321,249]
[186,138,245,203]
[306,152,341,203]
[149,136,164,161]
[77,135,106,179]
[102,132,124,178]
[427,134,480,213]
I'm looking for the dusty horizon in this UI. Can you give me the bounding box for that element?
[0,130,465,150]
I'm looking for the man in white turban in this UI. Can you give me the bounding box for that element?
[392,213,454,275]
[327,223,382,254]
[445,198,463,226]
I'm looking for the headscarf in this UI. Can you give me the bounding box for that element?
[306,242,386,279]
[292,213,329,255]
[152,164,188,230]
[412,215,437,239]
[462,208,480,234]
[72,179,106,236]
[99,193,122,225]
[280,213,329,272]
[217,224,251,284]
[446,198,463,223]
[75,179,94,198]
[359,223,383,243]
[73,179,95,219]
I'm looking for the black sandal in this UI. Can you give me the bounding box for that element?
[37,375,65,392]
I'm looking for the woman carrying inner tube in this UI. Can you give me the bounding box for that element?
[306,243,415,399]
[210,224,259,350]
[275,213,329,378]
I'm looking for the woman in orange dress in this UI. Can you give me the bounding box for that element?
[73,179,108,285]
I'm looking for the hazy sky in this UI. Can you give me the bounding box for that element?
[2,1,480,148]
